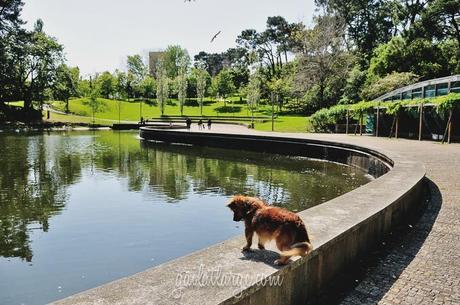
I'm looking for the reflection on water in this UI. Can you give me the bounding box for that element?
[0,130,369,305]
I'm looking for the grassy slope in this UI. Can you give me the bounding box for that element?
[255,116,311,132]
[46,111,117,125]
[51,98,266,120]
[30,97,309,132]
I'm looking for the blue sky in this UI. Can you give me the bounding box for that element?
[22,0,316,75]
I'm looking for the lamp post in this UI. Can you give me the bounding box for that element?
[116,93,121,124]
[139,97,143,123]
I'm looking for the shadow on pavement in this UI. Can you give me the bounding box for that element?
[307,178,441,305]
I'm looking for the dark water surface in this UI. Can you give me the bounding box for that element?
[0,130,370,305]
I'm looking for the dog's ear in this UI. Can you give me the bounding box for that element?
[244,200,258,215]
[226,196,240,209]
[225,198,234,208]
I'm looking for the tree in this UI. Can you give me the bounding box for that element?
[82,77,105,124]
[125,72,135,100]
[315,0,396,59]
[417,0,460,47]
[0,0,24,34]
[127,54,147,82]
[53,65,79,112]
[340,65,367,104]
[113,70,127,99]
[177,57,188,116]
[247,73,261,123]
[228,67,249,90]
[162,45,190,79]
[13,19,64,111]
[367,35,455,81]
[156,59,169,116]
[265,16,303,64]
[195,66,209,115]
[212,68,236,102]
[96,71,115,99]
[127,54,148,98]
[194,51,225,77]
[361,72,419,100]
[141,76,156,99]
[0,0,25,105]
[224,47,250,69]
[194,48,250,78]
[295,15,351,110]
[236,16,303,77]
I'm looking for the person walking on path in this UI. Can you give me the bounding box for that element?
[198,119,203,130]
[186,118,192,130]
[207,119,212,130]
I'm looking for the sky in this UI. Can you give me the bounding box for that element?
[22,0,316,76]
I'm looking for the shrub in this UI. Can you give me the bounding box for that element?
[362,72,419,100]
[310,104,348,131]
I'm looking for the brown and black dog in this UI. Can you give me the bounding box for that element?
[227,195,313,265]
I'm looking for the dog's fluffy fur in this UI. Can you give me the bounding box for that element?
[227,195,313,265]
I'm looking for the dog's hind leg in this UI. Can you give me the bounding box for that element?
[257,234,270,250]
[274,237,292,265]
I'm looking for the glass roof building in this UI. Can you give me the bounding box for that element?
[374,75,460,102]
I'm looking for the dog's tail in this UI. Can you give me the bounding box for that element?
[280,241,313,257]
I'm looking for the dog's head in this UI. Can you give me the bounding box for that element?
[226,195,264,222]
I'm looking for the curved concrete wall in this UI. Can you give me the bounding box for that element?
[52,129,425,305]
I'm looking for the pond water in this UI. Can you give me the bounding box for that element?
[0,130,370,305]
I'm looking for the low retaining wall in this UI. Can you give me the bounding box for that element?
[52,129,425,305]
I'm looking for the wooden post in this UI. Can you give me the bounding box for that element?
[443,109,453,144]
[389,116,395,138]
[359,113,363,136]
[419,103,423,140]
[395,114,399,139]
[346,109,349,135]
[376,107,380,137]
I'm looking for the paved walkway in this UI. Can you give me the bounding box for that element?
[200,124,460,305]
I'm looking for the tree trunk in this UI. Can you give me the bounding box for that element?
[200,98,203,116]
[23,96,32,112]
[451,14,460,48]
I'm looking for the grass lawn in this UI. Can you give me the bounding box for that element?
[254,116,311,132]
[6,101,24,107]
[45,111,116,126]
[51,97,274,121]
[7,97,312,132]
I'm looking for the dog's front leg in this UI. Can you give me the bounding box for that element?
[242,227,253,251]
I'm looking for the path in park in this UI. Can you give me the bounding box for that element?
[197,124,460,305]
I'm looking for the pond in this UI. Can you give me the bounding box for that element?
[0,130,370,305]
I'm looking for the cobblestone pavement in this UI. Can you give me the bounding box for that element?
[201,125,460,305]
[329,137,460,305]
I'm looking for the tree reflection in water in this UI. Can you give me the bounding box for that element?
[0,130,369,262]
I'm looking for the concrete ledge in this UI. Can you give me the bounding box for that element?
[52,130,425,305]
